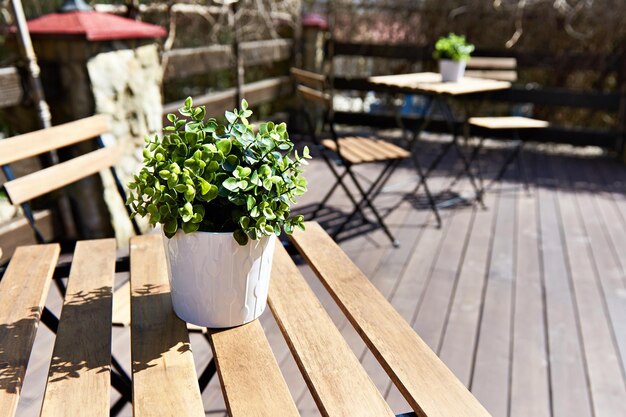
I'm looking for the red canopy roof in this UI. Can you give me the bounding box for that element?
[25,11,166,41]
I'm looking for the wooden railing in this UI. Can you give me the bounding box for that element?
[163,39,293,81]
[162,37,295,117]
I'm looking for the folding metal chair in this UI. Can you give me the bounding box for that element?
[292,68,439,246]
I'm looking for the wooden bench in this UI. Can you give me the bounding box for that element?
[0,222,492,417]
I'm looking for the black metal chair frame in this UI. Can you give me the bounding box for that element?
[298,90,411,246]
[399,94,486,209]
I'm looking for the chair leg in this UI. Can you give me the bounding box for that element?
[333,163,400,247]
[410,154,441,227]
[333,160,399,233]
[489,132,524,189]
[311,169,348,219]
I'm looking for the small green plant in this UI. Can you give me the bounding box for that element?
[127,97,310,245]
[433,33,475,62]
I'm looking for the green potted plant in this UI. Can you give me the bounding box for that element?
[127,97,310,328]
[433,33,475,82]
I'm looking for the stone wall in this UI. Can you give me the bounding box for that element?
[87,43,163,245]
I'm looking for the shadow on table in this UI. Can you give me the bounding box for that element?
[0,306,41,395]
[45,287,113,383]
[131,284,192,375]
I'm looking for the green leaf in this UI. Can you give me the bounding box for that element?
[204,184,218,201]
[225,111,237,124]
[246,195,255,211]
[164,220,178,235]
[233,229,248,245]
[184,96,192,108]
[216,139,232,155]
[182,221,200,233]
[206,160,219,172]
[241,98,248,110]
[223,177,239,191]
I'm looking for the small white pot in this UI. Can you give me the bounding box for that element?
[439,59,466,82]
[162,230,276,328]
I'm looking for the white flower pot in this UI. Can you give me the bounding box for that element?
[162,230,276,328]
[439,59,466,82]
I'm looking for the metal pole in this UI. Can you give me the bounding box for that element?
[9,0,78,239]
[10,0,51,130]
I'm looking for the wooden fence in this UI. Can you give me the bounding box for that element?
[161,38,295,122]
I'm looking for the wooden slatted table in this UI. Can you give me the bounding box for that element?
[367,72,512,208]
[0,222,491,417]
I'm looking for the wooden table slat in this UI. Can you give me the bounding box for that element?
[0,244,60,417]
[290,222,491,417]
[268,243,394,417]
[39,239,116,417]
[130,234,204,417]
[209,319,300,417]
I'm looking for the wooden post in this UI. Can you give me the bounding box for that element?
[10,0,51,130]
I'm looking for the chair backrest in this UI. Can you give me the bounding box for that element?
[465,57,518,82]
[0,115,140,244]
[0,115,118,205]
[290,68,332,109]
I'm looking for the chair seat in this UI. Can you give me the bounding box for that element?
[469,116,549,129]
[321,136,411,165]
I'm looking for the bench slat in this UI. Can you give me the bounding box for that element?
[0,244,60,417]
[290,222,491,417]
[130,234,204,417]
[4,146,121,205]
[0,115,109,166]
[112,280,206,333]
[39,239,116,417]
[209,319,299,417]
[268,243,394,417]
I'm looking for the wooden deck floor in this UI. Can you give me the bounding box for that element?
[15,137,626,417]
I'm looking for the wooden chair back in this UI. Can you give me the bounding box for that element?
[291,68,332,108]
[0,115,118,205]
[0,115,139,244]
[466,57,518,82]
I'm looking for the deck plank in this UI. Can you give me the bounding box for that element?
[509,153,551,417]
[536,153,593,417]
[0,244,60,417]
[470,184,516,417]
[130,234,204,417]
[438,192,498,387]
[555,156,626,416]
[40,239,116,417]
